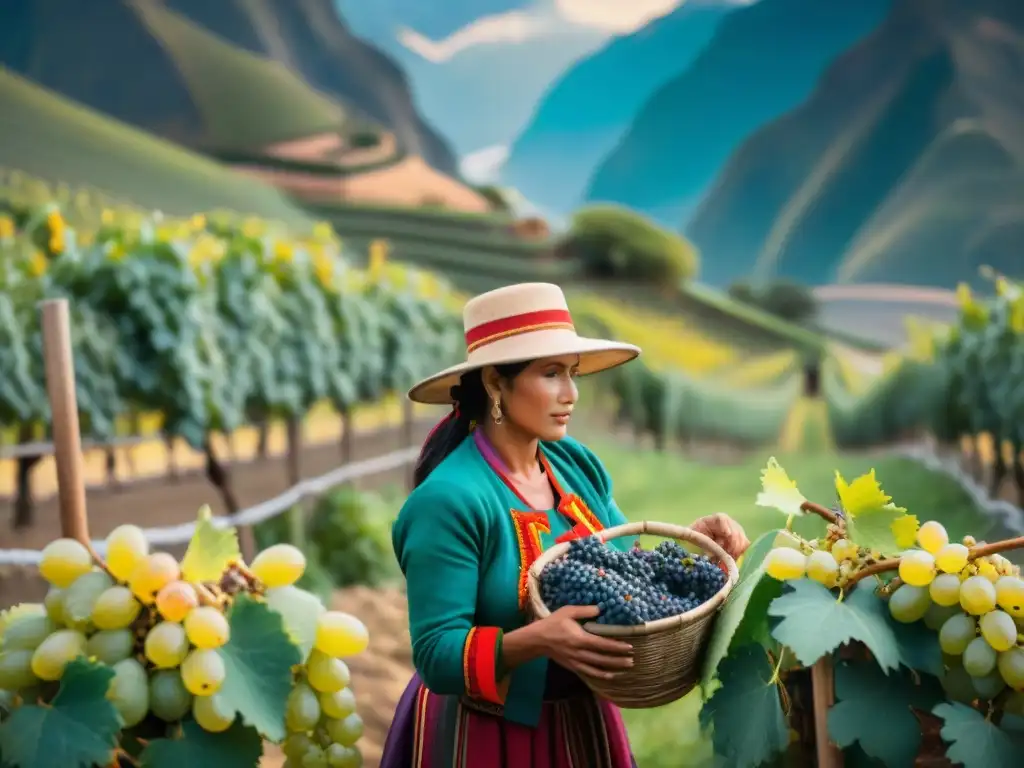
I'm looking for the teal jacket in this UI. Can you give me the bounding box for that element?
[391,433,633,727]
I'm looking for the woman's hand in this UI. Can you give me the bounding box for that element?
[529,606,634,680]
[692,513,750,561]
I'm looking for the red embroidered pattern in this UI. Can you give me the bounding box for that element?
[464,626,503,704]
[510,510,551,609]
[555,493,603,543]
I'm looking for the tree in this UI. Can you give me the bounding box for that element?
[728,279,818,323]
[562,205,699,287]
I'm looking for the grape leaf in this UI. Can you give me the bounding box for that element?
[700,530,782,689]
[835,469,909,555]
[767,580,900,671]
[835,469,903,517]
[0,659,121,768]
[933,702,1024,768]
[845,509,905,557]
[755,458,806,517]
[264,585,325,661]
[891,514,920,550]
[181,505,241,583]
[140,719,262,768]
[828,660,943,767]
[889,616,943,677]
[217,594,300,742]
[699,644,788,768]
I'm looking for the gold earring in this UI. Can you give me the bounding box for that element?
[491,398,503,425]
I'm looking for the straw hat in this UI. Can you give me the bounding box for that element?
[408,283,641,405]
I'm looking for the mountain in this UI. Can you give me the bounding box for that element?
[334,0,612,159]
[687,0,1024,290]
[165,0,458,174]
[502,0,734,218]
[0,0,458,175]
[0,68,311,224]
[583,0,893,233]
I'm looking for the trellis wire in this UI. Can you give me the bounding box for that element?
[0,445,419,566]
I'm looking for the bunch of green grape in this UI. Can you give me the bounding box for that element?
[762,526,871,588]
[279,610,369,768]
[0,524,369,764]
[885,521,1024,705]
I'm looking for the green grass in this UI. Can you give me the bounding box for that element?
[580,436,1012,767]
[132,1,354,151]
[0,68,311,225]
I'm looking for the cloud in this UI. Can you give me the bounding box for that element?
[553,0,684,34]
[460,145,510,184]
[396,0,754,63]
[397,10,553,63]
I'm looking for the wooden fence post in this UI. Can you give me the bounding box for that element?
[811,657,843,768]
[40,299,90,543]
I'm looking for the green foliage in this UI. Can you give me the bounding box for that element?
[844,506,905,556]
[824,356,947,448]
[933,702,1024,766]
[595,353,798,449]
[140,719,263,768]
[825,274,1024,451]
[699,645,789,766]
[255,486,400,589]
[768,580,900,671]
[696,458,1024,767]
[728,279,819,324]
[701,530,781,689]
[828,661,943,766]
[0,194,464,454]
[0,659,121,768]
[217,595,301,742]
[564,204,699,286]
[933,278,1024,450]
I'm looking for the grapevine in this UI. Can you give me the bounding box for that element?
[697,456,1024,767]
[0,508,370,768]
[0,179,465,520]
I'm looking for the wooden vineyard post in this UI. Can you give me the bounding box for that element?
[810,657,844,768]
[40,299,90,543]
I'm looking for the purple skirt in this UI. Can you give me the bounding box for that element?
[379,665,637,768]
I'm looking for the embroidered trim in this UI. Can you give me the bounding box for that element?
[464,626,503,704]
[559,493,602,538]
[464,626,479,696]
[511,510,551,609]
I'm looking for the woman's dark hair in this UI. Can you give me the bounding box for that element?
[413,361,530,487]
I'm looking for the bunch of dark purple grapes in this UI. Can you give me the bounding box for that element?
[538,535,728,626]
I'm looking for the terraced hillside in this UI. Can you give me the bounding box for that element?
[308,201,571,291]
[0,69,310,225]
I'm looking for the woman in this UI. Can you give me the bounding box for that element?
[380,283,750,768]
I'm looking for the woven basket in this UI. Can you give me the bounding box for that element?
[526,521,739,709]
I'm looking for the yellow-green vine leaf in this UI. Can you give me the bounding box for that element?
[181,505,241,583]
[755,457,806,517]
